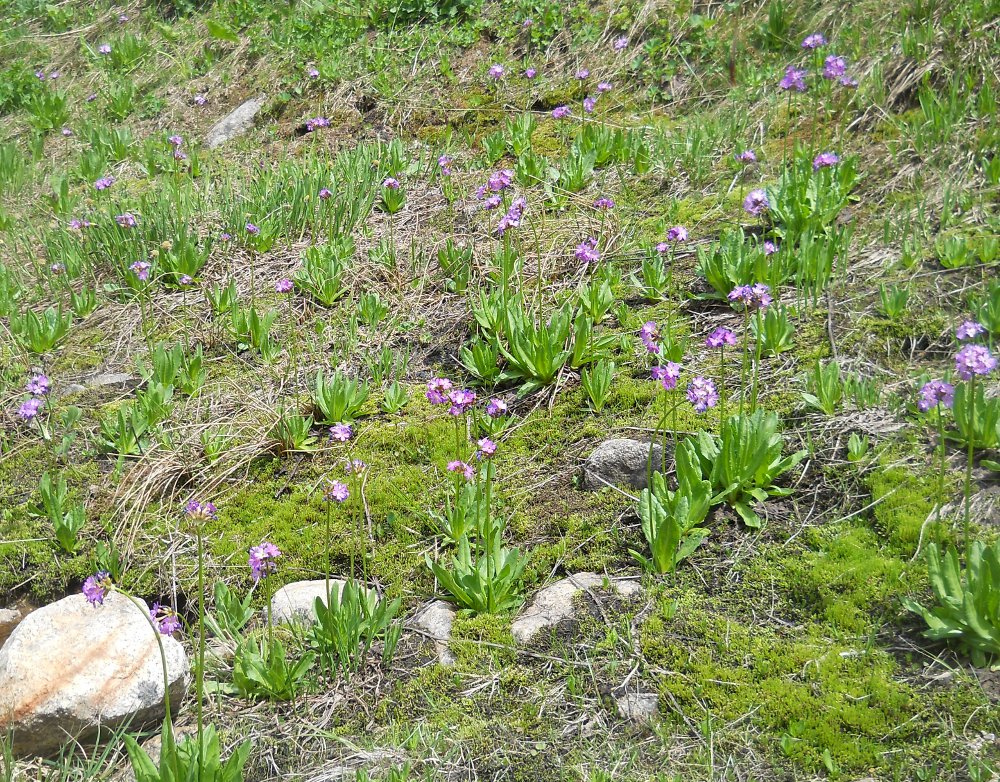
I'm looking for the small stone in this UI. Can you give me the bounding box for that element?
[205,97,266,149]
[582,439,667,491]
[0,607,23,647]
[616,692,659,723]
[412,600,456,665]
[269,579,379,624]
[511,573,642,645]
[0,592,188,757]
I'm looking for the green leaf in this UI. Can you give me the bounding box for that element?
[206,19,240,43]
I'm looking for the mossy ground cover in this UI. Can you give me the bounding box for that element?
[1,0,999,779]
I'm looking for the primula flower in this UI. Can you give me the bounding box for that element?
[426,378,453,404]
[83,571,111,605]
[116,213,137,228]
[275,278,293,293]
[447,389,477,416]
[26,374,50,396]
[839,75,858,88]
[173,150,188,161]
[522,18,533,27]
[597,81,613,93]
[706,327,737,348]
[687,377,719,412]
[613,36,628,51]
[35,69,46,80]
[751,282,773,309]
[307,67,320,79]
[576,68,590,80]
[488,64,505,80]
[249,542,281,582]
[97,43,112,55]
[575,237,600,263]
[779,67,808,92]
[220,232,232,241]
[735,149,757,163]
[956,320,986,341]
[593,197,614,210]
[179,275,194,285]
[482,194,502,211]
[130,260,150,281]
[477,437,497,458]
[305,117,330,132]
[763,240,778,255]
[651,362,682,390]
[728,283,772,310]
[50,263,65,274]
[486,398,508,417]
[184,500,218,521]
[822,56,847,80]
[19,398,43,421]
[149,603,181,636]
[245,222,260,235]
[447,460,475,480]
[167,135,183,147]
[487,169,514,192]
[319,187,332,199]
[743,189,769,216]
[552,105,571,119]
[812,151,839,170]
[94,176,115,191]
[382,177,400,190]
[639,321,660,353]
[437,155,453,176]
[61,127,73,137]
[324,480,350,503]
[524,67,537,79]
[666,226,688,242]
[329,423,353,442]
[496,196,527,235]
[917,380,954,412]
[68,218,92,230]
[583,96,597,113]
[345,459,367,474]
[955,344,997,380]
[801,33,827,49]
[194,94,208,105]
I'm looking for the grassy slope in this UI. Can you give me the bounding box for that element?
[1,0,999,779]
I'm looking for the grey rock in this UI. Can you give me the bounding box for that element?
[269,579,380,624]
[616,692,659,723]
[511,573,642,645]
[63,373,139,395]
[205,97,266,149]
[0,592,188,757]
[582,439,667,491]
[0,607,22,647]
[412,600,456,665]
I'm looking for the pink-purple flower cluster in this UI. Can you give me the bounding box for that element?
[496,196,527,235]
[956,320,986,341]
[149,603,182,636]
[955,344,997,380]
[728,283,772,310]
[324,479,350,502]
[743,189,769,216]
[329,423,353,442]
[651,362,682,390]
[917,380,954,412]
[185,500,218,520]
[639,321,660,354]
[305,117,330,132]
[705,327,737,348]
[812,151,839,170]
[83,571,112,605]
[447,460,475,480]
[249,541,281,582]
[779,67,808,92]
[575,237,600,263]
[687,376,719,412]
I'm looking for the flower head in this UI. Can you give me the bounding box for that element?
[324,480,350,503]
[18,398,43,421]
[248,541,281,582]
[583,96,597,113]
[651,361,682,390]
[275,278,294,294]
[26,374,50,396]
[779,67,808,92]
[307,67,320,79]
[245,222,260,235]
[955,344,997,380]
[83,571,111,605]
[575,237,600,263]
[597,81,613,93]
[437,155,453,176]
[917,380,954,412]
[97,43,112,55]
[94,176,115,191]
[329,423,353,442]
[706,327,738,348]
[524,67,538,79]
[194,94,208,106]
[639,321,661,354]
[801,33,827,49]
[68,217,92,230]
[447,460,475,480]
[319,187,332,199]
[167,135,183,148]
[426,377,453,405]
[447,388,477,416]
[496,196,527,235]
[839,75,858,88]
[116,213,137,228]
[735,149,757,163]
[552,105,571,119]
[666,226,688,243]
[613,36,628,51]
[956,320,986,341]
[61,126,72,137]
[130,260,150,281]
[486,398,508,417]
[477,437,497,458]
[382,177,400,190]
[149,603,182,636]
[345,458,367,474]
[184,500,218,521]
[687,377,719,412]
[822,56,847,80]
[812,151,839,170]
[593,197,615,210]
[763,240,778,255]
[304,117,330,132]
[488,64,505,80]
[743,189,769,216]
[180,275,194,285]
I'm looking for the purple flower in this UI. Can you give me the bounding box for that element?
[763,240,778,255]
[522,18,533,27]
[597,81,613,93]
[48,71,60,80]
[35,69,46,80]
[651,362,682,391]
[179,275,193,285]
[382,177,400,190]
[447,388,477,416]
[130,260,150,281]
[324,480,350,503]
[97,43,111,55]
[575,237,600,263]
[329,423,353,442]
[275,278,293,293]
[917,380,955,412]
[728,283,771,310]
[426,378,453,405]
[955,344,997,380]
[477,437,497,457]
[735,149,757,163]
[613,36,628,51]
[305,117,330,132]
[26,374,50,396]
[487,169,514,192]
[822,56,847,80]
[248,541,281,582]
[319,187,332,199]
[751,282,773,309]
[149,603,182,636]
[83,571,111,605]
[575,68,590,80]
[486,398,508,417]
[639,321,660,353]
[687,377,719,412]
[524,67,537,79]
[437,155,453,176]
[593,197,615,210]
[118,14,128,22]
[801,33,827,49]
[115,213,137,228]
[68,218,92,230]
[482,194,502,211]
[194,94,208,106]
[552,105,571,119]
[839,75,858,88]
[18,398,43,421]
[345,459,367,474]
[666,226,688,243]
[956,320,986,341]
[583,96,597,113]
[220,232,232,241]
[488,64,505,80]
[706,327,737,348]
[50,263,65,274]
[94,176,115,191]
[61,127,73,137]
[812,151,839,170]
[245,222,260,235]
[173,150,188,161]
[743,189,769,216]
[496,196,527,235]
[184,500,218,520]
[86,93,97,102]
[447,460,475,480]
[307,67,320,79]
[167,135,183,147]
[779,67,808,92]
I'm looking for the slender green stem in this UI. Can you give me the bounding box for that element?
[718,345,726,433]
[195,523,205,743]
[739,311,750,416]
[964,375,976,558]
[936,407,947,547]
[750,309,764,413]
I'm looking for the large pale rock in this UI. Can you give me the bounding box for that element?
[268,579,354,624]
[205,97,265,149]
[582,439,667,491]
[411,600,456,665]
[512,573,642,645]
[0,592,188,757]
